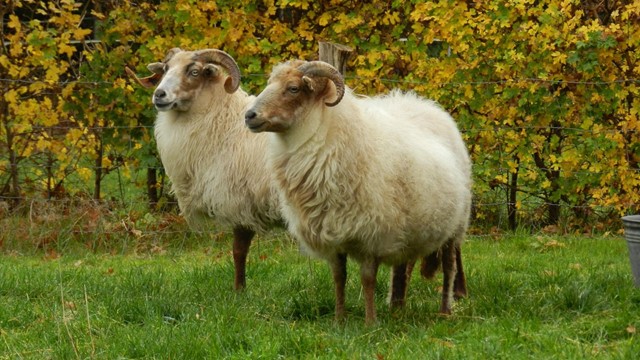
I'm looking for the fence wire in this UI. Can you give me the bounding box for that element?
[1,74,639,236]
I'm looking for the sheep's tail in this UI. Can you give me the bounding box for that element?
[420,250,441,279]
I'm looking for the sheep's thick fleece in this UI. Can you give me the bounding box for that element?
[154,76,279,231]
[268,89,472,264]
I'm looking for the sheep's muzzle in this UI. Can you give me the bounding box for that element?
[244,109,268,133]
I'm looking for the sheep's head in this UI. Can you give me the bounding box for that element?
[125,48,241,112]
[244,60,345,133]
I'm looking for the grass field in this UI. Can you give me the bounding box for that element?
[1,225,639,359]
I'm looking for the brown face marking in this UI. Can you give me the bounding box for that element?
[152,52,226,112]
[245,61,333,133]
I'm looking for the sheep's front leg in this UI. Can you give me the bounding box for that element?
[330,253,348,321]
[389,263,409,309]
[232,226,255,291]
[439,240,457,315]
[360,258,380,325]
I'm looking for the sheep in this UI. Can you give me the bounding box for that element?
[244,60,472,324]
[126,48,280,290]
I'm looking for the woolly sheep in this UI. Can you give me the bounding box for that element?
[127,48,280,290]
[244,60,472,324]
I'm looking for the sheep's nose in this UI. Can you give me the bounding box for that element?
[245,109,257,121]
[154,89,167,100]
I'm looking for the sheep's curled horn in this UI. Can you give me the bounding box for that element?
[193,49,241,94]
[297,61,345,107]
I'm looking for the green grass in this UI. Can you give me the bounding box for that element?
[1,229,639,359]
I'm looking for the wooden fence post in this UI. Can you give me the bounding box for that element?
[318,41,353,75]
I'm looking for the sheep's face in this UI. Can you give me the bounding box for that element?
[244,61,335,133]
[150,51,232,112]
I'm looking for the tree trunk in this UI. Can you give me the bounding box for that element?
[2,100,21,207]
[46,153,54,199]
[147,167,158,210]
[548,202,561,226]
[508,160,519,230]
[93,132,103,201]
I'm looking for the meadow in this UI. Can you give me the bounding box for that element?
[1,215,639,359]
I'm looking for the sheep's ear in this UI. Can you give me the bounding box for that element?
[204,64,237,94]
[203,63,220,77]
[147,62,165,74]
[125,66,162,89]
[302,76,316,91]
[303,75,337,104]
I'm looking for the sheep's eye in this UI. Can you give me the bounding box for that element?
[190,69,199,77]
[288,85,300,94]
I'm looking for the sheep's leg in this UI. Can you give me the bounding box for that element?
[360,258,380,325]
[439,240,457,315]
[421,245,467,300]
[330,253,348,321]
[453,244,468,299]
[389,263,409,309]
[232,226,255,291]
[420,249,441,279]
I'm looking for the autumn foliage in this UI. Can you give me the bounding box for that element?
[1,0,639,230]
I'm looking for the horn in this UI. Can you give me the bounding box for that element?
[193,49,241,94]
[297,61,345,107]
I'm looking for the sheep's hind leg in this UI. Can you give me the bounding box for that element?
[420,249,441,279]
[389,263,409,309]
[232,226,255,291]
[454,244,468,299]
[439,240,457,315]
[360,258,380,325]
[330,253,348,322]
[421,245,468,300]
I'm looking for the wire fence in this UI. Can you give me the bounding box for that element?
[2,74,639,236]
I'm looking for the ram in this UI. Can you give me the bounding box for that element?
[127,48,280,290]
[245,60,472,324]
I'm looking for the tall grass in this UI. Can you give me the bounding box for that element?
[1,209,639,358]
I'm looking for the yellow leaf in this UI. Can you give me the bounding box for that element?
[90,10,106,20]
[551,51,566,65]
[318,13,332,26]
[67,128,84,142]
[0,55,10,68]
[58,42,76,57]
[45,66,63,83]
[73,28,92,40]
[102,157,113,168]
[8,15,21,30]
[4,89,19,104]
[36,136,49,151]
[367,51,381,65]
[62,84,76,98]
[77,167,92,181]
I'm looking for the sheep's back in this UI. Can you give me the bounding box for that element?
[366,90,471,177]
